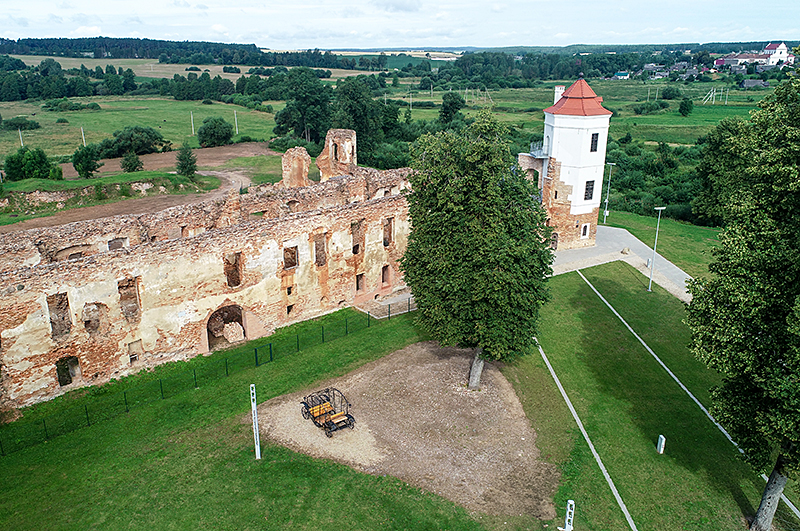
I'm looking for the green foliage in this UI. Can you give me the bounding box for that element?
[175,144,197,179]
[439,92,466,124]
[660,85,682,100]
[197,116,233,147]
[632,100,670,115]
[679,98,694,116]
[269,135,323,157]
[273,67,332,143]
[49,165,63,180]
[332,76,384,155]
[402,111,553,362]
[3,146,54,181]
[1,116,40,131]
[72,144,104,178]
[55,117,68,124]
[686,77,800,529]
[96,125,171,159]
[120,151,143,173]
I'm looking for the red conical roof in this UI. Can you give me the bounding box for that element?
[544,78,612,117]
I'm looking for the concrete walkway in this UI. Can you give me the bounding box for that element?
[553,225,692,302]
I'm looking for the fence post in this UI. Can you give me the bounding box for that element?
[255,347,259,367]
[388,304,391,320]
[225,358,229,376]
[43,419,49,440]
[368,311,371,327]
[124,391,129,413]
[269,343,273,362]
[322,325,325,343]
[345,316,348,335]
[85,405,90,427]
[0,433,4,456]
[296,334,300,352]
[193,369,198,389]
[159,379,165,400]
[408,297,411,313]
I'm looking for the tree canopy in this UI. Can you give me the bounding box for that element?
[685,77,800,531]
[401,110,553,387]
[197,116,233,147]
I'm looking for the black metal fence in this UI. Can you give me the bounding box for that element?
[0,308,407,457]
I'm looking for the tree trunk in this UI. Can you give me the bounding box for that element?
[751,459,788,531]
[468,347,484,390]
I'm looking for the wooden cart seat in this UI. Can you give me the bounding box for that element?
[309,402,333,418]
[330,412,348,423]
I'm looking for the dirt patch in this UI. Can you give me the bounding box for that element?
[257,341,559,519]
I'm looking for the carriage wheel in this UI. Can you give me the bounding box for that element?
[348,418,355,429]
[301,405,310,420]
[325,428,333,438]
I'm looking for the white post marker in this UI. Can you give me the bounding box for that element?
[18,128,23,147]
[81,127,86,147]
[657,435,666,454]
[558,499,575,531]
[191,111,195,136]
[648,206,666,292]
[250,384,261,460]
[234,110,239,135]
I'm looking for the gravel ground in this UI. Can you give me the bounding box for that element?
[257,341,559,519]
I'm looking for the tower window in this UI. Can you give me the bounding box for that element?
[590,133,599,152]
[284,246,298,269]
[356,273,365,292]
[314,233,327,267]
[584,181,595,201]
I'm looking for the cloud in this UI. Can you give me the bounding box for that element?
[70,26,103,37]
[171,0,190,6]
[370,0,422,13]
[211,24,229,34]
[47,14,64,24]
[127,17,143,25]
[491,3,506,12]
[57,1,73,8]
[8,16,30,27]
[195,3,209,9]
[71,13,102,25]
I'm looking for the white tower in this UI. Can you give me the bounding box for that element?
[519,78,611,250]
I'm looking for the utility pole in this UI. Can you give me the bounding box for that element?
[648,206,667,292]
[603,162,616,224]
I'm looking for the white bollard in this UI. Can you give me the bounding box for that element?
[558,499,575,531]
[250,384,261,460]
[657,434,666,454]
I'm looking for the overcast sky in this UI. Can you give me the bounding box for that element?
[1,1,797,50]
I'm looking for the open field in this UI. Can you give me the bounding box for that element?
[2,260,798,530]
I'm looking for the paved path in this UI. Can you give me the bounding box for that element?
[553,225,692,302]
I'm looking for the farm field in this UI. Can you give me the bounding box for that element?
[2,258,798,530]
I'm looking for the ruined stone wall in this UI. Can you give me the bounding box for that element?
[0,193,409,409]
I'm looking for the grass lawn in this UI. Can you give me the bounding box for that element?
[602,210,720,279]
[506,261,799,530]
[222,155,320,185]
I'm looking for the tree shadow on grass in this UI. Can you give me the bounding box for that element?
[566,270,761,525]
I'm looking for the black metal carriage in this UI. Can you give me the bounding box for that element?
[300,387,355,438]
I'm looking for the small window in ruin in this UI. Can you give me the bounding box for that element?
[356,273,365,292]
[554,190,558,200]
[56,356,81,386]
[68,252,83,260]
[118,277,141,322]
[108,237,128,251]
[166,225,182,240]
[333,143,338,162]
[314,233,327,267]
[584,181,595,201]
[550,232,559,250]
[381,265,390,285]
[383,217,394,247]
[590,133,599,152]
[352,244,360,255]
[384,190,391,197]
[284,246,298,269]
[128,340,144,364]
[287,286,293,296]
[287,304,294,315]
[47,292,71,340]
[82,303,102,334]
[351,219,365,255]
[287,200,300,213]
[224,252,243,288]
[582,223,590,238]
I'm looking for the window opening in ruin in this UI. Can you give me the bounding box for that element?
[584,180,595,201]
[82,302,105,334]
[356,273,365,292]
[314,233,327,267]
[554,190,558,200]
[118,277,141,322]
[55,356,81,386]
[128,340,144,364]
[287,304,294,315]
[206,305,245,351]
[383,217,394,247]
[550,232,559,250]
[287,286,293,296]
[382,265,390,285]
[167,225,182,240]
[68,252,83,260]
[287,200,300,213]
[181,226,190,238]
[582,223,590,238]
[384,190,391,197]
[351,219,365,255]
[224,252,243,288]
[108,237,128,251]
[333,143,338,162]
[352,244,360,255]
[590,133,599,152]
[47,292,71,339]
[284,246,298,269]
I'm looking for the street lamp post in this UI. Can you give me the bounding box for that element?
[603,162,616,224]
[648,206,667,292]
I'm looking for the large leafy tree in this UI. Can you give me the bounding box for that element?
[197,116,233,148]
[175,144,197,180]
[332,76,384,156]
[72,144,103,179]
[686,77,800,531]
[401,110,553,388]
[273,67,331,143]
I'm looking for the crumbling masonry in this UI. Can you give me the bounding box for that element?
[0,130,410,409]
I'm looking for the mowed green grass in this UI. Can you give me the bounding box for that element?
[507,261,799,530]
[0,311,488,531]
[603,210,721,279]
[0,97,277,157]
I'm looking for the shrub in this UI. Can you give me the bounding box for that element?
[96,126,171,158]
[197,116,233,147]
[72,144,104,178]
[679,98,694,117]
[176,144,197,180]
[121,151,143,173]
[202,99,213,105]
[2,117,41,131]
[269,136,323,157]
[49,165,63,180]
[86,102,101,110]
[56,118,69,124]
[3,146,54,181]
[660,86,682,100]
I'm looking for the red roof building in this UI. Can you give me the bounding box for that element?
[544,78,612,117]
